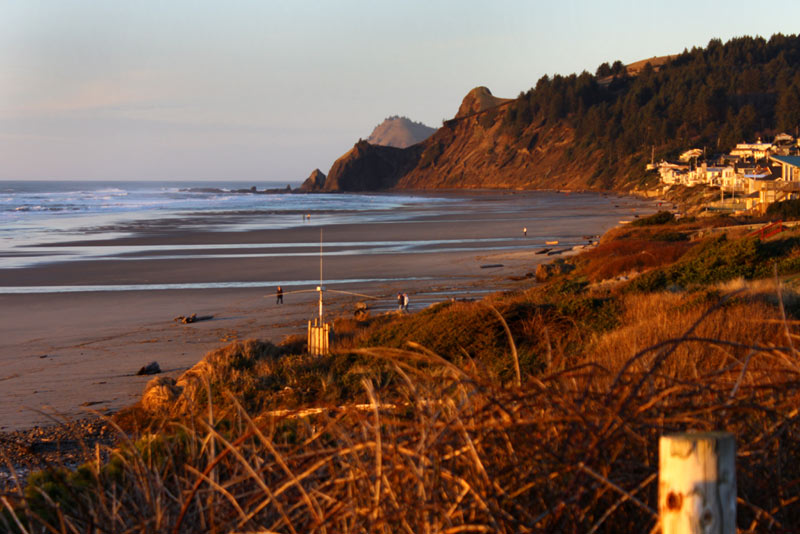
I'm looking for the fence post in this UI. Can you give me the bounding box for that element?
[659,432,736,534]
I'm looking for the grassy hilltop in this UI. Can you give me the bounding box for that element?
[7,208,800,532]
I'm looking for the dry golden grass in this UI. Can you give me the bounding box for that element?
[6,288,800,532]
[586,287,788,381]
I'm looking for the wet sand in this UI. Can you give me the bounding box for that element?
[0,191,655,431]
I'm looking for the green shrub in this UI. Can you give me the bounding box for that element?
[628,235,762,291]
[631,210,675,226]
[765,198,800,220]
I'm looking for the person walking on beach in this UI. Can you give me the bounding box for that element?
[403,293,409,312]
[276,286,283,304]
[397,292,404,311]
[523,226,527,236]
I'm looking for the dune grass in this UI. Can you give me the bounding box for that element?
[5,218,800,532]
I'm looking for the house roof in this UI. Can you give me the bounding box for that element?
[770,155,800,168]
[679,149,703,161]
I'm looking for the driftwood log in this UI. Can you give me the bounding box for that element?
[173,313,214,324]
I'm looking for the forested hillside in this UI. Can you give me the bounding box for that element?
[324,34,800,192]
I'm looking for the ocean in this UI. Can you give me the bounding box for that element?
[0,180,657,293]
[0,180,452,245]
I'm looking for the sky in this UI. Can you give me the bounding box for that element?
[3,1,800,183]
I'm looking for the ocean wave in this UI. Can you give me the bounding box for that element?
[10,205,84,213]
[93,188,127,194]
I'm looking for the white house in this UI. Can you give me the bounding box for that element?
[730,141,773,160]
[657,161,690,185]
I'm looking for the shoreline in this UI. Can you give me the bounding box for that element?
[0,190,658,433]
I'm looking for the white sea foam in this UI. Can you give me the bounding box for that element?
[0,180,458,261]
[0,181,661,294]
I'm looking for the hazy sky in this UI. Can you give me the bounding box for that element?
[3,1,800,182]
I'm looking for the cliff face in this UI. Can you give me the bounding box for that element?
[322,87,604,192]
[454,86,511,118]
[396,105,601,190]
[323,141,423,191]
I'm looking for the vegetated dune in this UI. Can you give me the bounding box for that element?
[14,214,800,532]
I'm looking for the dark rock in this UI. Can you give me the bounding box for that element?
[455,86,509,118]
[298,169,327,192]
[136,361,161,376]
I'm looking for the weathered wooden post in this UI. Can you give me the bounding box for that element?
[659,432,736,534]
[307,318,330,356]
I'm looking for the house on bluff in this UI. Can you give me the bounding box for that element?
[654,134,800,213]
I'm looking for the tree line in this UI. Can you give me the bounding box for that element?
[500,34,800,188]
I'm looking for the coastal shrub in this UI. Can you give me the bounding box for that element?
[630,210,675,226]
[355,300,564,382]
[356,300,512,373]
[252,351,390,410]
[577,238,695,282]
[627,234,764,292]
[651,230,689,242]
[202,339,281,383]
[623,231,800,294]
[765,198,800,220]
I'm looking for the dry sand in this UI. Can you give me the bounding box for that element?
[0,191,653,431]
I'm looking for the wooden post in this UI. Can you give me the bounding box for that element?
[307,319,331,356]
[659,432,736,534]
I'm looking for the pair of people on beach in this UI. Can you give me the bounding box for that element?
[397,292,409,312]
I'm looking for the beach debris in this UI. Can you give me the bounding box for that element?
[173,313,214,324]
[545,240,559,245]
[480,264,504,269]
[547,249,565,256]
[535,248,551,255]
[136,361,161,376]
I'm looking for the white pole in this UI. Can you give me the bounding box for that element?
[659,432,736,534]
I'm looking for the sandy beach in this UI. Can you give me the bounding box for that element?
[0,190,656,431]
